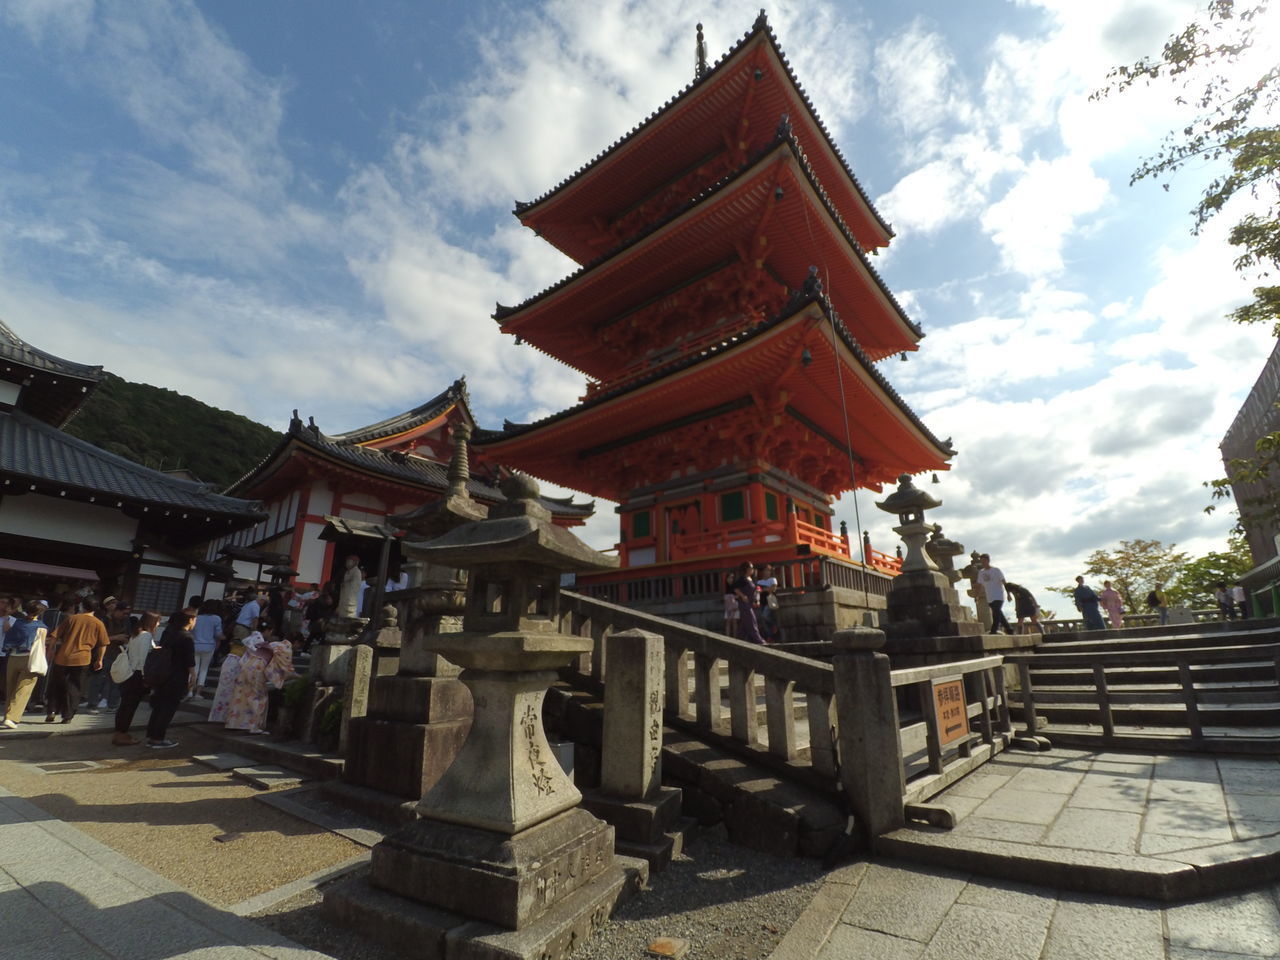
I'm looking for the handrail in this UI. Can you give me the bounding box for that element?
[559,589,838,784]
[1039,608,1230,633]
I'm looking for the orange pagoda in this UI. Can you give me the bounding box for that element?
[474,14,954,610]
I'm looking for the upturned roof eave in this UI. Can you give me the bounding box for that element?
[0,318,105,383]
[512,15,893,246]
[475,294,953,462]
[496,136,922,353]
[327,377,473,445]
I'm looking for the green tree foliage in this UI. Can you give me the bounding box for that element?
[1097,0,1278,329]
[1168,534,1253,606]
[1045,539,1189,612]
[63,372,280,491]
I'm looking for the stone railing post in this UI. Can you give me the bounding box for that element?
[831,626,905,841]
[600,628,664,798]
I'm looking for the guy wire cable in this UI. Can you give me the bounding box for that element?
[797,180,871,610]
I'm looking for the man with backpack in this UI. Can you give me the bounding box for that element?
[144,607,197,749]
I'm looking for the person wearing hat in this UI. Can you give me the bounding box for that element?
[3,599,50,728]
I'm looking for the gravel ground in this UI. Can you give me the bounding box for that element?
[0,718,365,907]
[254,825,828,960]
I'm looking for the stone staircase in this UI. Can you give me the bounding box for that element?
[545,679,845,865]
[1007,619,1280,751]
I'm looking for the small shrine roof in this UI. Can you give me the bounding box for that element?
[513,13,893,259]
[327,378,471,446]
[496,133,921,367]
[0,408,265,527]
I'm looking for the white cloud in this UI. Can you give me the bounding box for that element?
[981,156,1109,277]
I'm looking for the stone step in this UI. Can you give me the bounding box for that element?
[1008,697,1280,728]
[1041,624,1280,653]
[199,723,344,780]
[545,683,843,860]
[1029,663,1277,687]
[616,816,697,873]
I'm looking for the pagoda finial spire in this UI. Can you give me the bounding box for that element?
[695,23,707,79]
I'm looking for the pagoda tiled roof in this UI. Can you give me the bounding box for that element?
[0,318,103,382]
[512,12,892,244]
[494,130,922,355]
[328,377,471,445]
[230,413,595,519]
[476,289,953,460]
[0,408,265,521]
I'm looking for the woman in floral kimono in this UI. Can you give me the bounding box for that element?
[208,629,258,724]
[225,623,293,734]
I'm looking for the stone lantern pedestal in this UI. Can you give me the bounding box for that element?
[876,475,982,643]
[325,474,645,960]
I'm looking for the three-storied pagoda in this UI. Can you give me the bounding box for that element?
[475,14,954,608]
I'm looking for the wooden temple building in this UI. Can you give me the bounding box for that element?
[0,320,265,608]
[474,15,954,628]
[210,378,593,591]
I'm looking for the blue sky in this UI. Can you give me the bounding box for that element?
[2,0,1276,604]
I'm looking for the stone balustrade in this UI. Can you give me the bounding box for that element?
[560,590,1020,843]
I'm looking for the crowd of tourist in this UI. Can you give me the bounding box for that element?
[723,561,782,644]
[0,583,308,748]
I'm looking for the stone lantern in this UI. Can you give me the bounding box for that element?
[876,473,941,573]
[327,472,640,959]
[874,474,981,642]
[405,470,618,833]
[926,526,965,586]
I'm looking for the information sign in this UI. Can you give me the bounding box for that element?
[931,676,969,747]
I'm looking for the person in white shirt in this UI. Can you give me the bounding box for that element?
[112,611,160,746]
[1232,582,1249,620]
[977,553,1014,635]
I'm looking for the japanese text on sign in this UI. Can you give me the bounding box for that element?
[931,677,969,747]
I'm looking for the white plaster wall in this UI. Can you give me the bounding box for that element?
[0,381,22,406]
[308,482,333,516]
[341,491,382,511]
[140,562,185,578]
[297,521,328,584]
[0,494,137,551]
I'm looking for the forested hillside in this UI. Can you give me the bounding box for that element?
[64,373,280,491]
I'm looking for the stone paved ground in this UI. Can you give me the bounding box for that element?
[0,715,363,906]
[935,748,1280,856]
[812,859,1280,960]
[10,722,1280,960]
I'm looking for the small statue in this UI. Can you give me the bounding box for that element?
[337,554,364,619]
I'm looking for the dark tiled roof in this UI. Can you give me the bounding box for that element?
[0,318,102,381]
[328,378,471,445]
[496,133,922,341]
[0,409,264,518]
[474,291,954,459]
[512,12,892,241]
[233,418,595,519]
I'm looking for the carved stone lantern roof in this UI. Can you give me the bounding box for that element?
[410,472,619,575]
[875,473,940,522]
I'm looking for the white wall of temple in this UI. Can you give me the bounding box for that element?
[0,493,138,551]
[309,481,334,516]
[296,520,328,585]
